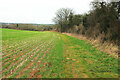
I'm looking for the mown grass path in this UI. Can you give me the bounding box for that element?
[61,34,118,78]
[1,29,118,78]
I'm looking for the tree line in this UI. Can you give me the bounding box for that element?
[53,0,120,45]
[2,24,56,31]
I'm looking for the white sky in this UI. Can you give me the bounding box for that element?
[0,0,93,24]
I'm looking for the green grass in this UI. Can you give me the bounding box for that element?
[2,28,118,78]
[61,34,118,78]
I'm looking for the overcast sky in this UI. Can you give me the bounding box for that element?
[0,0,93,24]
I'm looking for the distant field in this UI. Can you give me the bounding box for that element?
[2,29,118,78]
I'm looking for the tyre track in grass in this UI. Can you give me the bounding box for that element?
[2,40,43,66]
[2,41,46,78]
[16,40,55,78]
[61,34,89,78]
[61,34,118,78]
[8,40,54,78]
[2,41,44,70]
[61,35,74,77]
[62,35,95,78]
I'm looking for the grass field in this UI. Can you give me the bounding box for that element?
[2,28,118,78]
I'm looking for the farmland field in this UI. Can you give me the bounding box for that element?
[1,29,118,78]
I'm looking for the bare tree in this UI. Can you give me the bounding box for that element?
[53,8,74,32]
